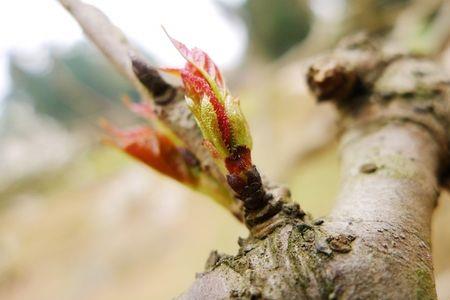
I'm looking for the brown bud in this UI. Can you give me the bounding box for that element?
[227,166,268,211]
[131,57,177,105]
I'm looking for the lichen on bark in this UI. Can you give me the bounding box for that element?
[180,34,449,299]
[57,1,450,297]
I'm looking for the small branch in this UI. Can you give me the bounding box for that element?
[58,0,243,215]
[59,0,298,226]
[59,0,140,86]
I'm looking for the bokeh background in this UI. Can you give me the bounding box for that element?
[0,0,450,299]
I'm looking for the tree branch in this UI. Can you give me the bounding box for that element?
[58,0,300,226]
[58,0,245,215]
[180,34,450,299]
[59,1,450,297]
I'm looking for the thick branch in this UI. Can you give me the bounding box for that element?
[181,123,440,299]
[59,2,449,297]
[323,122,439,299]
[180,34,449,299]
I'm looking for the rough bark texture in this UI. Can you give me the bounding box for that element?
[59,1,450,298]
[180,36,450,299]
[180,126,441,300]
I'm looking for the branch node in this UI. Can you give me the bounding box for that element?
[130,56,178,105]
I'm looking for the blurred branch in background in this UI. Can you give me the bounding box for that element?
[253,0,450,181]
[1,0,450,299]
[57,0,247,219]
[0,44,139,202]
[389,0,450,55]
[7,45,136,128]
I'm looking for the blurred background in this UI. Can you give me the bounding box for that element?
[0,0,450,299]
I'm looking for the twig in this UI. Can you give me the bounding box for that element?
[58,0,240,215]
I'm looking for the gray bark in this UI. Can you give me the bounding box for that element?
[180,36,450,299]
[180,124,441,300]
[58,2,450,298]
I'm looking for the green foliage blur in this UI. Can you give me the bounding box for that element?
[244,0,311,58]
[5,44,136,129]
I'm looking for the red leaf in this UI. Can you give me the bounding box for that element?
[164,29,224,88]
[102,121,195,184]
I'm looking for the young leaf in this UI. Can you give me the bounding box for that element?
[101,98,236,211]
[162,33,254,177]
[101,121,197,184]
